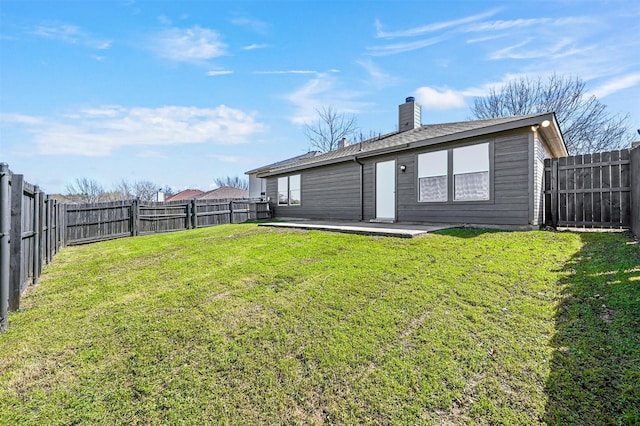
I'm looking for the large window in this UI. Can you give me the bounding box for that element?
[418,150,448,202]
[289,174,301,205]
[453,143,489,201]
[278,174,301,206]
[417,142,490,203]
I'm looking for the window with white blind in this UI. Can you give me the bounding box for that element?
[453,143,490,201]
[418,150,448,202]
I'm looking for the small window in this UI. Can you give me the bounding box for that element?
[453,143,489,201]
[277,177,288,205]
[418,150,448,202]
[278,174,301,206]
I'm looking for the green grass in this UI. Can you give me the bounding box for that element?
[1,224,638,425]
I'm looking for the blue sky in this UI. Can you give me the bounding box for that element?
[1,0,639,194]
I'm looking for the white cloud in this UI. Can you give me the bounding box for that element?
[415,87,466,110]
[231,17,269,34]
[286,74,371,124]
[254,70,318,75]
[465,16,594,33]
[1,105,265,156]
[375,9,501,38]
[356,59,396,88]
[591,73,640,98]
[31,22,112,50]
[155,26,227,62]
[157,15,172,25]
[209,154,244,163]
[487,37,590,61]
[206,70,233,76]
[367,35,449,56]
[242,43,270,50]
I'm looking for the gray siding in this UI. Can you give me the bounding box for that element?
[266,162,361,220]
[268,129,538,226]
[363,130,532,226]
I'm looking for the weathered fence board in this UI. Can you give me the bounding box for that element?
[0,164,10,331]
[545,149,632,228]
[632,147,640,238]
[1,164,61,330]
[65,199,271,245]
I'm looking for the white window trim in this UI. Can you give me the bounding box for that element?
[453,143,490,202]
[277,174,301,206]
[418,150,448,203]
[417,142,492,203]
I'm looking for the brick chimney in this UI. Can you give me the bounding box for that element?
[399,96,421,132]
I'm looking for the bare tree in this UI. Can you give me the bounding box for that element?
[113,179,169,201]
[133,180,159,202]
[65,177,106,203]
[160,185,175,198]
[114,179,134,200]
[214,176,248,190]
[304,106,359,152]
[471,74,631,154]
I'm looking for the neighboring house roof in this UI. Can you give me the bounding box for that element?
[198,186,248,200]
[165,189,205,201]
[245,151,320,175]
[257,113,567,177]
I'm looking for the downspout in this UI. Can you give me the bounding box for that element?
[353,156,364,221]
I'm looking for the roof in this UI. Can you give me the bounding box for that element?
[245,151,320,175]
[198,186,248,200]
[165,189,205,201]
[257,113,567,177]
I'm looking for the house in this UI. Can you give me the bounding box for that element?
[165,189,205,202]
[198,186,248,200]
[252,97,568,229]
[245,151,319,199]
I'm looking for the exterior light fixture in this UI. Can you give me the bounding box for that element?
[532,120,551,132]
[400,165,407,172]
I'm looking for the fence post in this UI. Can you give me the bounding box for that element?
[191,199,198,229]
[61,203,67,248]
[631,146,640,238]
[0,164,10,331]
[33,187,41,287]
[131,200,139,236]
[9,175,23,311]
[229,201,235,224]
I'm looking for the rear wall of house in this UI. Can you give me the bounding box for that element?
[360,129,533,226]
[266,128,538,226]
[266,161,361,220]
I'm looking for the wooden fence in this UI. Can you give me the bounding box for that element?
[632,147,640,237]
[544,149,634,229]
[64,199,271,245]
[1,162,272,331]
[1,164,62,330]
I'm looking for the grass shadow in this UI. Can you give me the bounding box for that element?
[544,232,640,425]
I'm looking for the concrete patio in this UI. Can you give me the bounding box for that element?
[258,220,457,238]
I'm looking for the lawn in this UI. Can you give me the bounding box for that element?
[1,224,638,425]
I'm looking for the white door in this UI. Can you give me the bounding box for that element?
[376,160,396,220]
